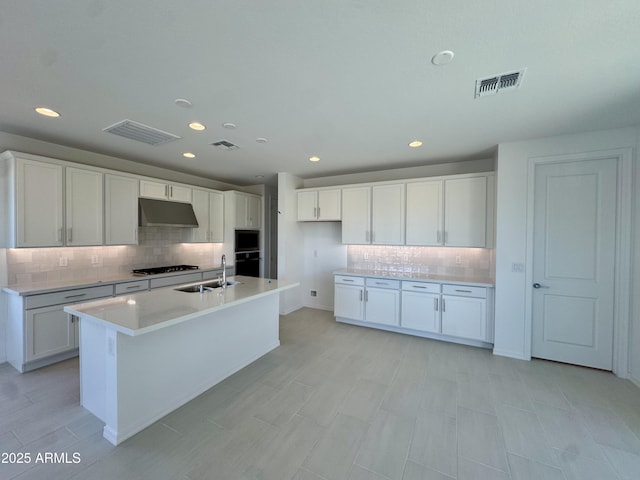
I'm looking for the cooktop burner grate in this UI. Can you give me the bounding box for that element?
[132,265,199,276]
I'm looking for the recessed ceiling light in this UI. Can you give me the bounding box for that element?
[174,98,193,108]
[222,123,237,129]
[255,175,265,179]
[189,122,206,131]
[35,107,60,117]
[408,140,423,148]
[256,138,268,144]
[431,50,455,66]
[182,152,196,158]
[309,156,320,162]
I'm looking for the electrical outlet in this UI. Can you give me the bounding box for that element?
[91,255,100,265]
[512,262,525,273]
[455,255,462,265]
[310,290,317,297]
[59,256,68,267]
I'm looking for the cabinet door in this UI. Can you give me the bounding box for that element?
[401,291,440,332]
[105,174,139,245]
[341,186,371,244]
[168,184,192,203]
[209,191,224,242]
[247,195,261,228]
[235,193,248,228]
[297,191,318,220]
[191,188,211,242]
[444,177,487,247]
[334,284,365,321]
[371,184,405,245]
[406,181,443,245]
[139,179,168,199]
[25,305,75,362]
[16,159,64,247]
[441,295,487,341]
[317,189,341,220]
[66,167,103,246]
[365,287,400,326]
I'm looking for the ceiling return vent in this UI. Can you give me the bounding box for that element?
[103,119,181,145]
[211,140,239,151]
[475,69,526,98]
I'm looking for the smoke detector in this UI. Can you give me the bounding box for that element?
[211,140,239,151]
[475,69,526,98]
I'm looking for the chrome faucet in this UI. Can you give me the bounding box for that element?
[221,254,227,288]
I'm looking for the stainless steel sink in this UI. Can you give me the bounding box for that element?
[174,280,240,293]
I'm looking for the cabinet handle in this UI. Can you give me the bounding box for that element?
[170,185,173,197]
[437,230,441,243]
[375,282,388,285]
[64,293,87,300]
[412,285,427,289]
[442,298,446,312]
[365,290,369,302]
[165,185,169,197]
[67,228,72,242]
[314,207,317,218]
[342,279,355,282]
[317,207,321,218]
[434,297,439,311]
[455,289,472,293]
[359,290,363,301]
[126,285,141,290]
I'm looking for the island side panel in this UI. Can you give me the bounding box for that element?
[78,318,109,422]
[106,292,280,445]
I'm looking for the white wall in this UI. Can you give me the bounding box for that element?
[0,248,7,363]
[494,126,639,381]
[277,173,304,314]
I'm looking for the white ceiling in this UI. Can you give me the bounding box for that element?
[1,1,639,185]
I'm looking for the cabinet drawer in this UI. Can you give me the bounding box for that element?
[365,278,400,289]
[115,280,149,296]
[402,281,441,293]
[149,272,202,289]
[25,284,114,309]
[442,284,487,298]
[335,275,365,286]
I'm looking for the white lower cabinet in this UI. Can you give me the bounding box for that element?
[334,274,493,346]
[26,305,77,362]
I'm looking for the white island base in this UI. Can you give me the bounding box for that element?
[77,292,280,445]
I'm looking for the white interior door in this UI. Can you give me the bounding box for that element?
[531,158,617,370]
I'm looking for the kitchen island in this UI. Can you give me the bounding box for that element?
[64,275,298,446]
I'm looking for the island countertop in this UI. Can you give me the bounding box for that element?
[64,275,298,336]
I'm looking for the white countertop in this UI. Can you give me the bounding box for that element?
[2,264,232,296]
[334,268,494,287]
[64,276,298,336]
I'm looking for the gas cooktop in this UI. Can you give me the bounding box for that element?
[132,265,199,276]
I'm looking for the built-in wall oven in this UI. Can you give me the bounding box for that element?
[235,230,260,277]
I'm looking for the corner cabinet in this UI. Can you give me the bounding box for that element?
[335,274,494,348]
[297,188,341,221]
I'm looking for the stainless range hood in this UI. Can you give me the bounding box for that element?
[138,198,199,228]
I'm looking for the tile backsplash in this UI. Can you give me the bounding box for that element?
[347,245,494,279]
[6,227,223,285]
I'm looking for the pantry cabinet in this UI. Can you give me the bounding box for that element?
[105,174,139,245]
[297,188,341,221]
[192,188,224,242]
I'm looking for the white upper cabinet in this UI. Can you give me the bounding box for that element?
[105,174,139,245]
[406,181,443,245]
[371,184,405,245]
[139,179,192,203]
[192,188,224,242]
[14,158,64,247]
[444,176,487,247]
[342,184,404,244]
[341,186,371,244]
[65,167,104,246]
[406,175,492,248]
[235,192,261,229]
[297,188,341,221]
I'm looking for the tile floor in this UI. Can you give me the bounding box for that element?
[1,307,639,479]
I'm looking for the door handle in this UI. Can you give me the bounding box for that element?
[533,283,550,289]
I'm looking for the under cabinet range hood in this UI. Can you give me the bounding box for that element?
[138,198,199,228]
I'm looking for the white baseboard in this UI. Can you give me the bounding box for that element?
[492,348,528,361]
[280,303,304,315]
[302,303,333,312]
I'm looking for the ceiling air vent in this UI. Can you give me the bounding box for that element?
[211,140,239,151]
[475,69,526,98]
[103,119,181,145]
